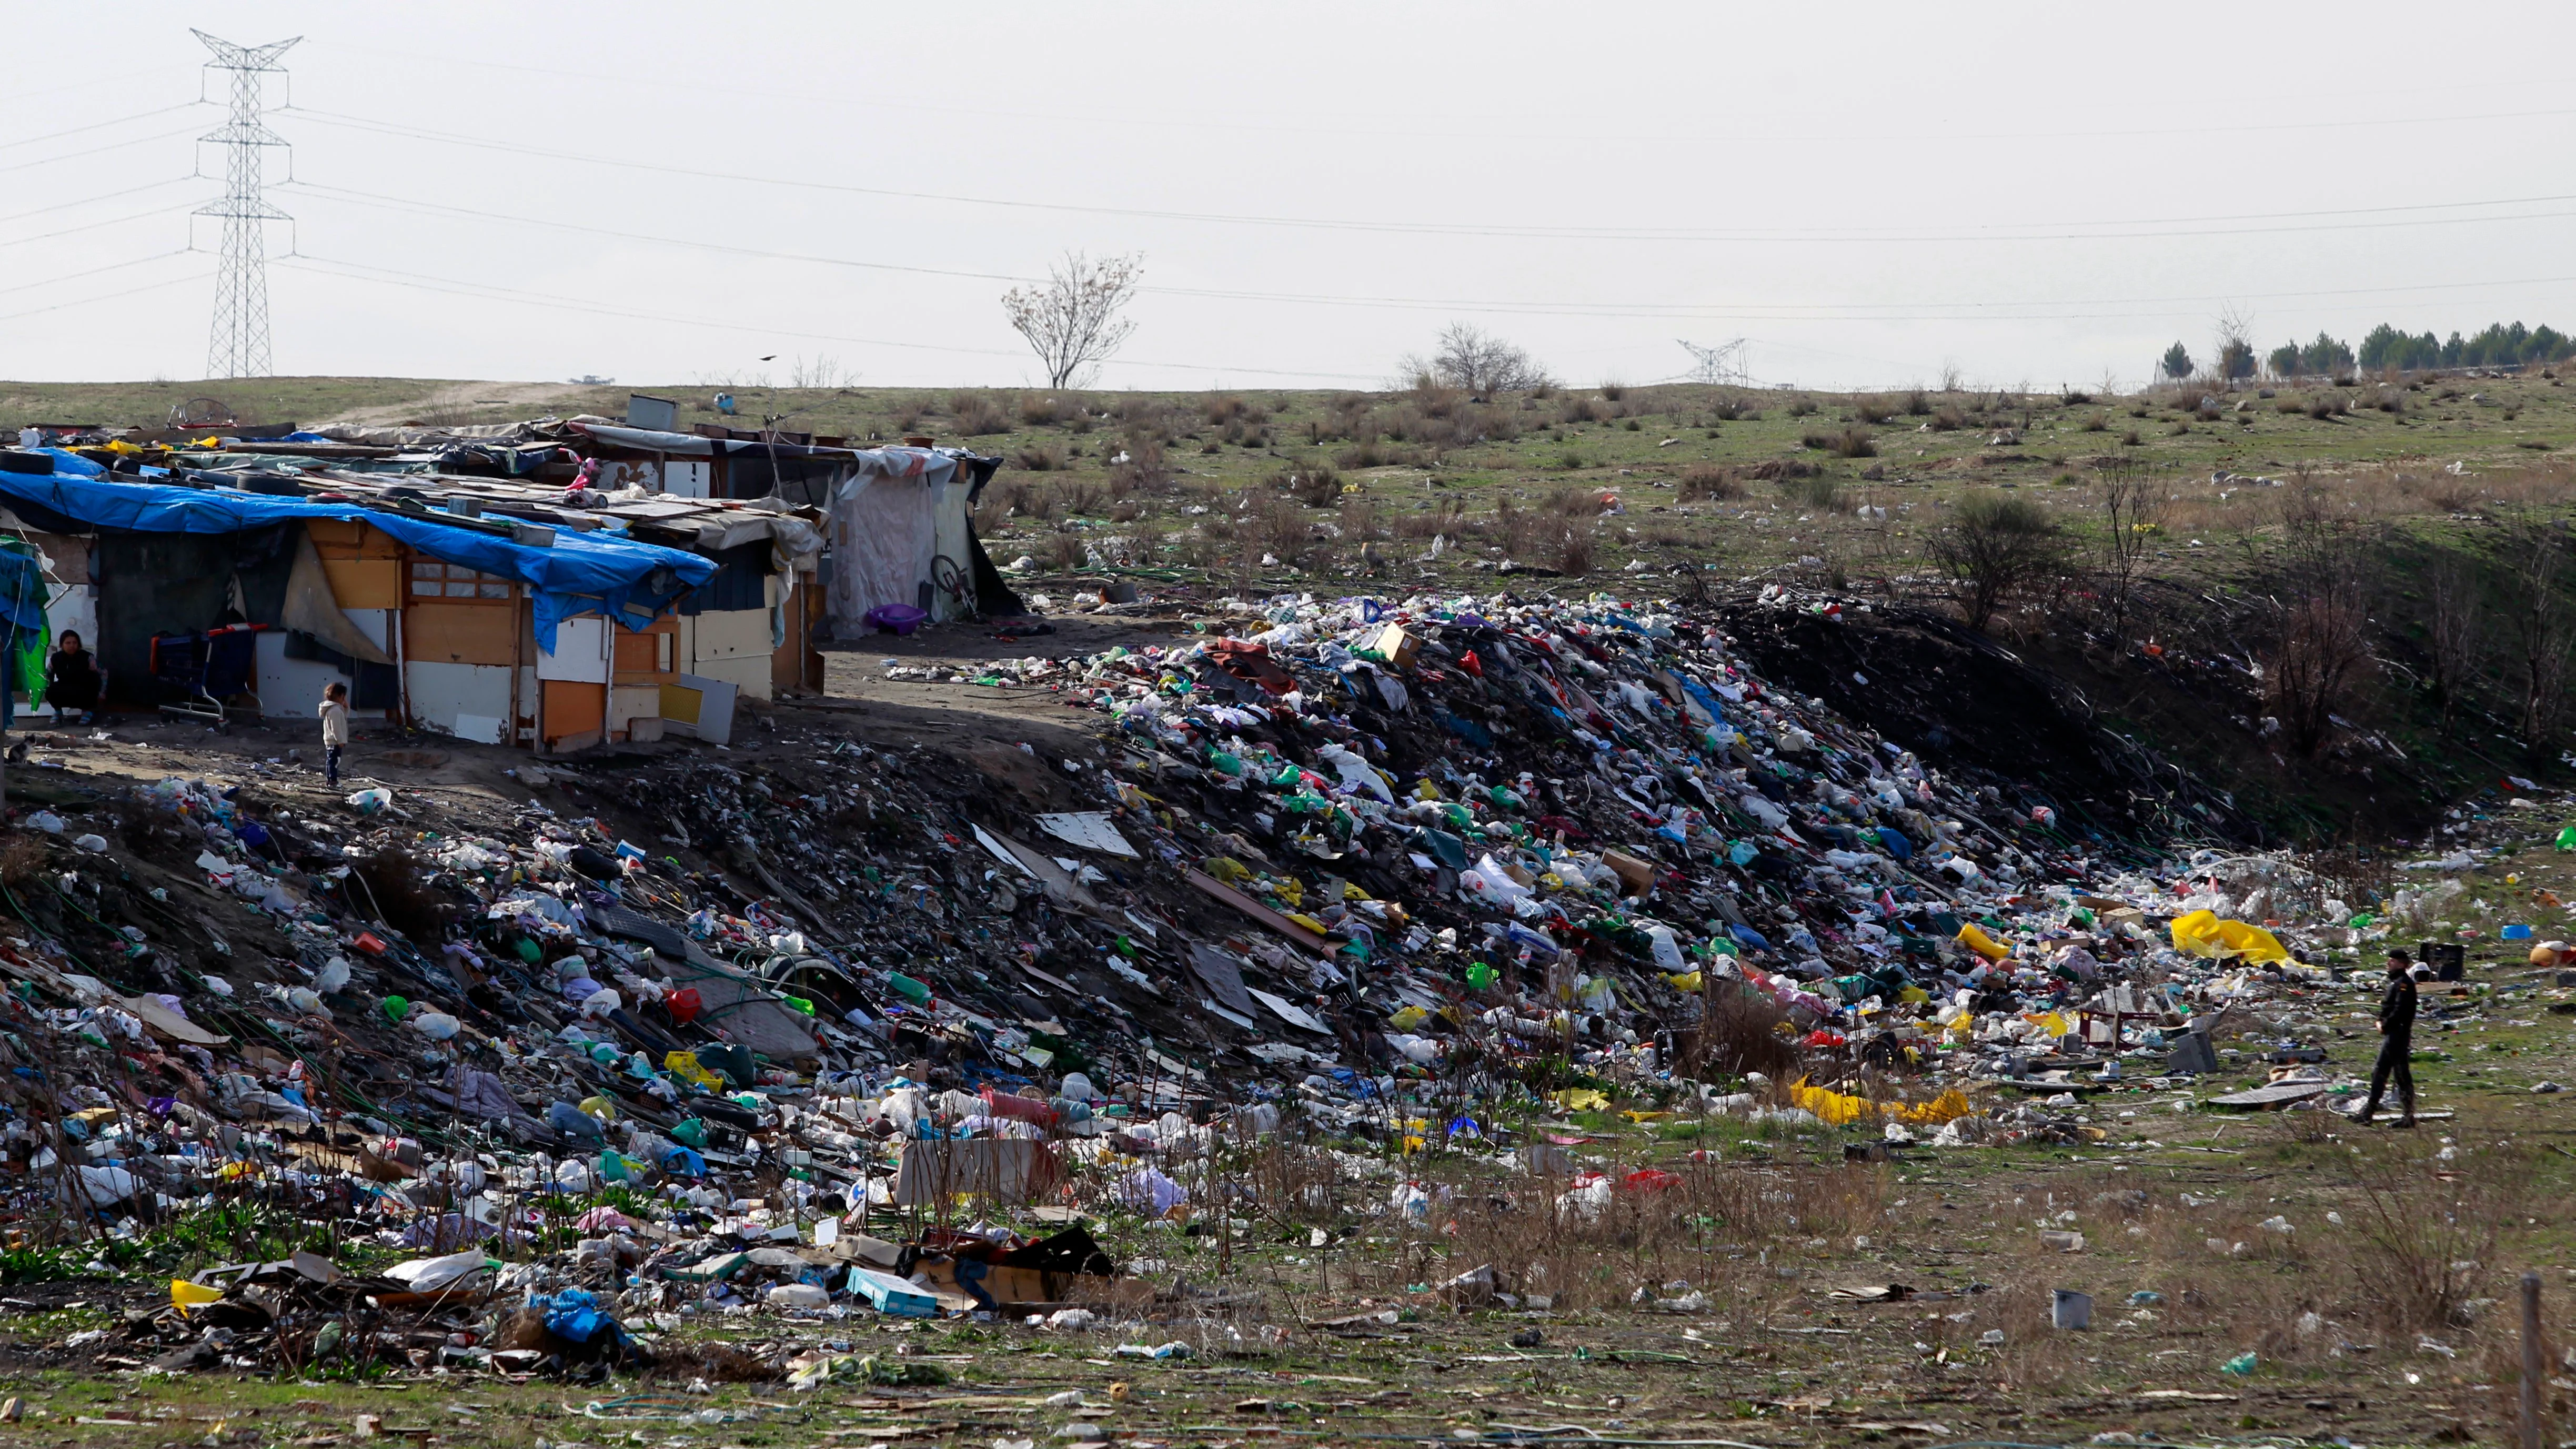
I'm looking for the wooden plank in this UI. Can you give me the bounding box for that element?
[404,601,518,666]
[1185,870,1332,955]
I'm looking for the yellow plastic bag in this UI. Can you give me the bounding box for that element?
[1957,923,2011,962]
[1201,857,1252,884]
[577,1094,620,1122]
[172,1278,224,1315]
[1665,970,1704,992]
[1788,1079,1974,1126]
[1550,1088,1610,1112]
[1388,1005,1429,1031]
[2168,909,2290,963]
[1898,985,1930,1005]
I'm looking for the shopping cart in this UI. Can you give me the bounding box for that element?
[149,625,263,731]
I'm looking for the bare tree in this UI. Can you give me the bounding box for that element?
[787,355,849,389]
[2422,550,2484,732]
[2263,482,2376,757]
[2213,304,2257,383]
[1403,324,1553,395]
[2095,459,2167,636]
[1003,251,1142,388]
[1928,491,2064,631]
[2500,523,2576,747]
[2266,589,2372,757]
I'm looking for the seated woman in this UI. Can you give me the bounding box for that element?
[44,631,102,724]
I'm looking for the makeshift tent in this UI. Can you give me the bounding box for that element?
[826,447,1018,629]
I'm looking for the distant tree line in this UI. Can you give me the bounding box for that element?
[2261,320,2576,378]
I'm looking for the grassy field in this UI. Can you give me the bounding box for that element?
[8,367,2573,588]
[5,804,2576,1446]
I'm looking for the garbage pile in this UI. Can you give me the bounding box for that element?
[0,583,2564,1377]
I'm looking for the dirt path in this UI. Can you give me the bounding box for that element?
[311,381,597,429]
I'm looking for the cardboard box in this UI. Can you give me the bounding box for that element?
[1367,625,1418,669]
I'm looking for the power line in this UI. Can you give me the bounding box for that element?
[277,180,1029,286]
[275,254,1384,381]
[276,179,2576,325]
[284,105,2576,245]
[0,122,208,178]
[0,266,209,327]
[0,102,204,153]
[0,177,197,228]
[0,249,195,300]
[316,40,2576,149]
[194,28,299,379]
[0,200,204,254]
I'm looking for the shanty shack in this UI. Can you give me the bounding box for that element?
[0,470,716,753]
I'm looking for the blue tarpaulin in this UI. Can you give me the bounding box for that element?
[0,474,713,651]
[32,449,103,478]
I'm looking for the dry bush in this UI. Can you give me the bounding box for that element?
[1180,514,1242,573]
[1557,397,1606,426]
[1108,499,1144,524]
[1677,464,1743,501]
[1929,490,2062,630]
[1690,987,1799,1078]
[1042,531,1085,571]
[1201,393,1267,426]
[1043,478,1109,518]
[2340,1136,2531,1331]
[1248,494,1327,570]
[1018,393,1072,427]
[1905,387,1931,416]
[950,392,1010,436]
[1928,405,1967,431]
[1776,474,1845,510]
[1552,524,1596,576]
[2307,391,2349,420]
[1418,1155,1889,1312]
[1801,425,1877,458]
[1853,395,1894,425]
[1336,495,1383,546]
[2079,410,2108,432]
[2276,395,2306,415]
[1106,437,1168,497]
[1392,502,1465,538]
[972,477,1030,529]
[1541,484,1599,518]
[1267,464,1341,508]
[1335,439,1422,470]
[890,400,925,432]
[1709,396,1757,422]
[1011,442,1066,472]
[0,836,46,889]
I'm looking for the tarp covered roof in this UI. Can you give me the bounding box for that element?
[0,473,715,651]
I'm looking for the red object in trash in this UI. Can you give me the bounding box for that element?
[1804,1029,1846,1048]
[351,932,388,955]
[665,987,703,1023]
[1457,650,1484,678]
[1622,1169,1683,1193]
[980,1086,1060,1127]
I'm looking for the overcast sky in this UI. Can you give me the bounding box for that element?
[5,3,2574,393]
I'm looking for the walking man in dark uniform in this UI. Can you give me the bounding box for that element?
[2357,948,2419,1128]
